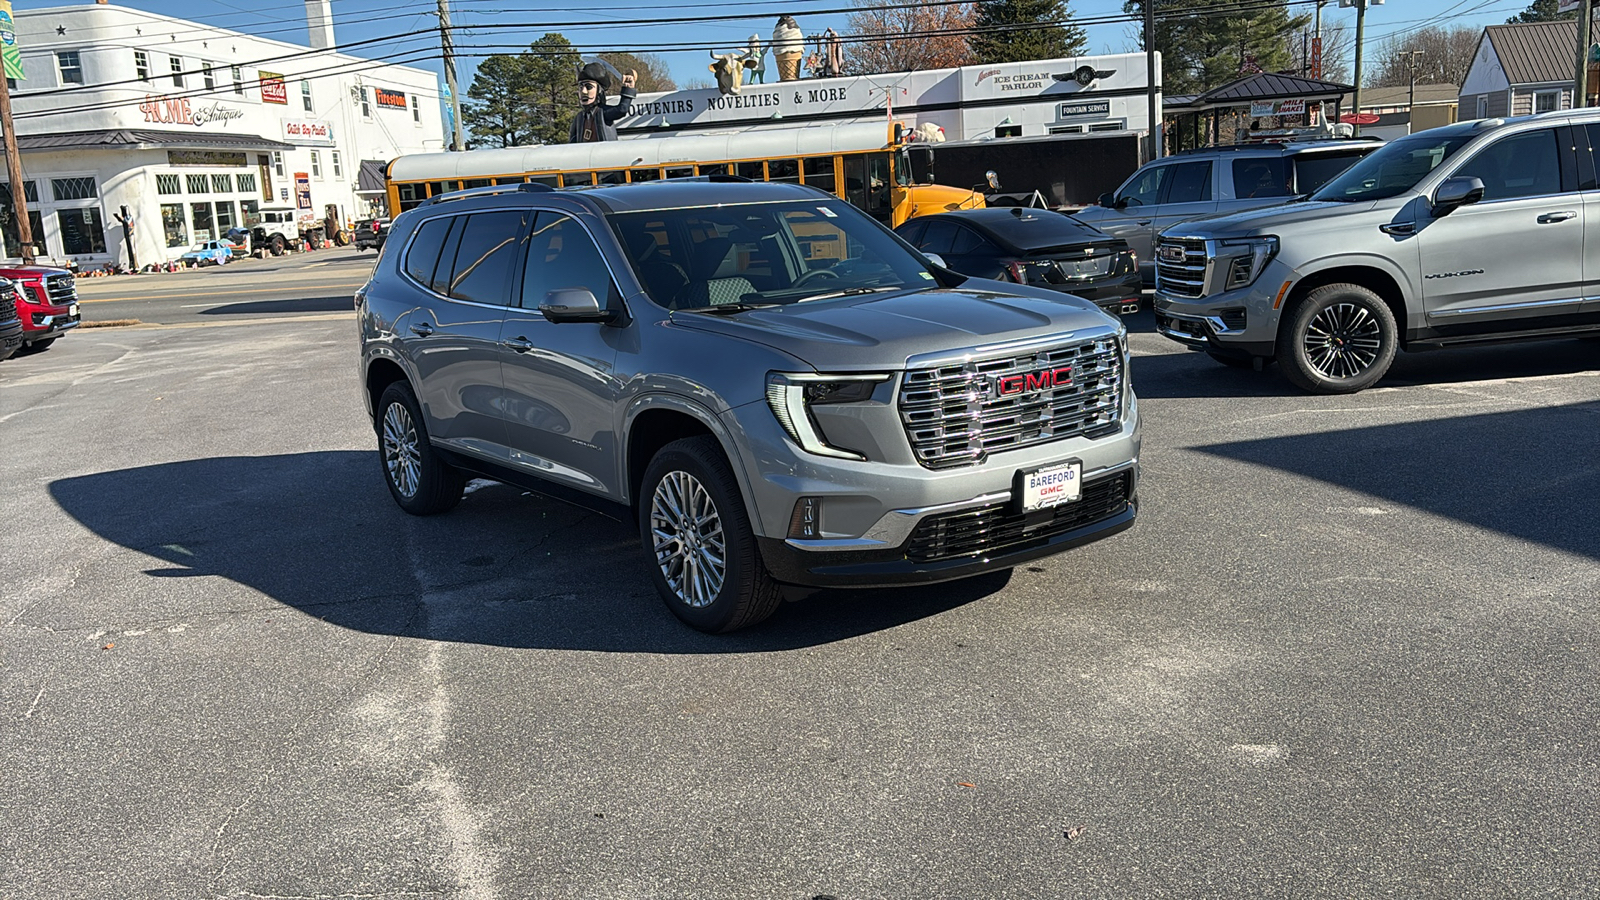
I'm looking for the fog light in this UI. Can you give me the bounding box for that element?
[788,497,822,539]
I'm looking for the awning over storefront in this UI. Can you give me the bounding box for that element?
[357,158,389,193]
[5,129,295,152]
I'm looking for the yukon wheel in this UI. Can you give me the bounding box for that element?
[1277,283,1397,394]
[640,436,782,633]
[376,381,464,515]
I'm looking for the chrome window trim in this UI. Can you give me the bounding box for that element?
[1430,296,1586,318]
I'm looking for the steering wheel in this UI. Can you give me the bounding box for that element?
[793,268,840,287]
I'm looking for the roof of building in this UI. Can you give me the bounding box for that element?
[4,129,293,153]
[1347,84,1461,109]
[1481,19,1580,86]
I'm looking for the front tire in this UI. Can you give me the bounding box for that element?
[269,234,286,256]
[376,381,464,515]
[639,436,782,633]
[1277,283,1397,394]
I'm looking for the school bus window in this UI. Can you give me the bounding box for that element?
[563,172,594,187]
[597,170,627,185]
[769,159,800,184]
[735,160,764,180]
[397,182,424,211]
[527,175,559,189]
[494,176,526,185]
[664,166,694,179]
[426,181,459,197]
[804,156,836,194]
[698,163,728,177]
[628,168,660,183]
[463,178,492,189]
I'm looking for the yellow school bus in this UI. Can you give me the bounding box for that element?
[385,121,983,227]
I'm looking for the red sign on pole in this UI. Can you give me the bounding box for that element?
[1311,37,1323,80]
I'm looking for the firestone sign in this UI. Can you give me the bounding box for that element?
[374,87,408,110]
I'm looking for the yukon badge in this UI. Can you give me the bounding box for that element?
[1425,269,1485,280]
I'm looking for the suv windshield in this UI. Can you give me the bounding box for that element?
[1312,132,1475,202]
[609,199,935,311]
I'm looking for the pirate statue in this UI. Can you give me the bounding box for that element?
[569,59,637,143]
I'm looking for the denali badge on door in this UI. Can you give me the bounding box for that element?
[1018,460,1082,512]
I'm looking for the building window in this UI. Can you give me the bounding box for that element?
[301,79,313,112]
[187,174,210,194]
[1534,90,1560,114]
[58,208,108,255]
[231,65,244,95]
[5,181,39,203]
[236,173,257,193]
[215,201,237,234]
[412,94,421,123]
[310,151,322,179]
[359,86,371,118]
[1477,96,1488,119]
[272,152,284,177]
[203,61,216,90]
[331,151,343,179]
[191,202,215,241]
[156,173,181,195]
[51,177,98,201]
[57,51,83,85]
[171,55,184,88]
[135,51,150,82]
[161,203,187,248]
[240,199,259,225]
[208,174,229,193]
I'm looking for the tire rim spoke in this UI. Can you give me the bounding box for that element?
[649,469,726,608]
[382,403,421,498]
[1304,302,1384,381]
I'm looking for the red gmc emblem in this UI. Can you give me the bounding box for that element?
[995,366,1072,396]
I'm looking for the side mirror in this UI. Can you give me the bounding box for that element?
[539,288,616,324]
[1098,192,1118,209]
[923,252,948,269]
[985,170,1000,191]
[1431,176,1485,217]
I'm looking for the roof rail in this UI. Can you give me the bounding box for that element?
[657,174,755,183]
[420,181,556,207]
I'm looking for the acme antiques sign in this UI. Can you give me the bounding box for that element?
[140,95,245,127]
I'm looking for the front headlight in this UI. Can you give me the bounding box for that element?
[1220,236,1278,290]
[765,372,890,460]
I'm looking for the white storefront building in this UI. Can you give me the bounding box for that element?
[5,2,446,267]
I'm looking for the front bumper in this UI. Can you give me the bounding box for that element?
[1152,267,1289,358]
[24,307,81,342]
[0,319,22,359]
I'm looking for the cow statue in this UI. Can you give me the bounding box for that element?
[709,49,760,96]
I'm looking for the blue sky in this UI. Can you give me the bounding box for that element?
[18,0,1537,92]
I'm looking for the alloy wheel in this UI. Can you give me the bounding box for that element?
[1303,302,1383,380]
[649,470,727,608]
[382,402,422,499]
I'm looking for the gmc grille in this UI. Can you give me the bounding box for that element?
[907,472,1133,562]
[898,336,1124,470]
[45,274,77,306]
[0,285,17,323]
[1155,238,1208,299]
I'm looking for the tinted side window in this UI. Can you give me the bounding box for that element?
[1120,165,1169,206]
[1582,124,1600,190]
[1454,129,1564,201]
[1292,151,1368,195]
[1164,161,1213,203]
[918,219,958,255]
[429,218,464,295]
[442,211,528,305]
[402,216,452,287]
[1233,157,1292,199]
[896,219,927,245]
[523,213,615,308]
[949,225,986,255]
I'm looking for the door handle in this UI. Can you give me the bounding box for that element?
[1537,211,1577,224]
[1136,220,1152,226]
[408,322,434,337]
[503,336,535,353]
[1380,221,1416,236]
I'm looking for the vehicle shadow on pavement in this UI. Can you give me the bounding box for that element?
[1134,338,1600,399]
[49,451,997,652]
[1192,400,1600,562]
[198,296,353,316]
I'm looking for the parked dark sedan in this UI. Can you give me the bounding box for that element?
[895,208,1143,315]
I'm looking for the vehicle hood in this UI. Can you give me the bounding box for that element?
[1166,199,1380,238]
[667,284,1116,371]
[0,264,72,278]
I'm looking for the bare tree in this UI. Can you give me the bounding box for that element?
[843,0,977,75]
[1367,25,1479,89]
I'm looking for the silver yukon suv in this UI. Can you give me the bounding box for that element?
[357,180,1140,632]
[1153,109,1600,394]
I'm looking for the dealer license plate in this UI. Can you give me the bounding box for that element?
[1019,461,1082,512]
[69,302,78,316]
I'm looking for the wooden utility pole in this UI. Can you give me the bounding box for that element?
[1577,0,1593,109]
[438,0,465,151]
[0,72,34,263]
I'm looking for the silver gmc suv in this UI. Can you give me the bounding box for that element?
[1153,110,1600,393]
[357,180,1140,632]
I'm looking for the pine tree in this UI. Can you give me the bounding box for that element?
[1506,0,1577,23]
[1123,0,1310,96]
[524,33,582,145]
[463,54,534,148]
[970,0,1088,64]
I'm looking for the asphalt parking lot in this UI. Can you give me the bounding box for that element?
[2,303,1596,898]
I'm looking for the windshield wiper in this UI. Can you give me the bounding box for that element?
[799,286,900,303]
[680,302,779,314]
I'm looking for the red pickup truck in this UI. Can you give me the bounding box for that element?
[0,264,79,354]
